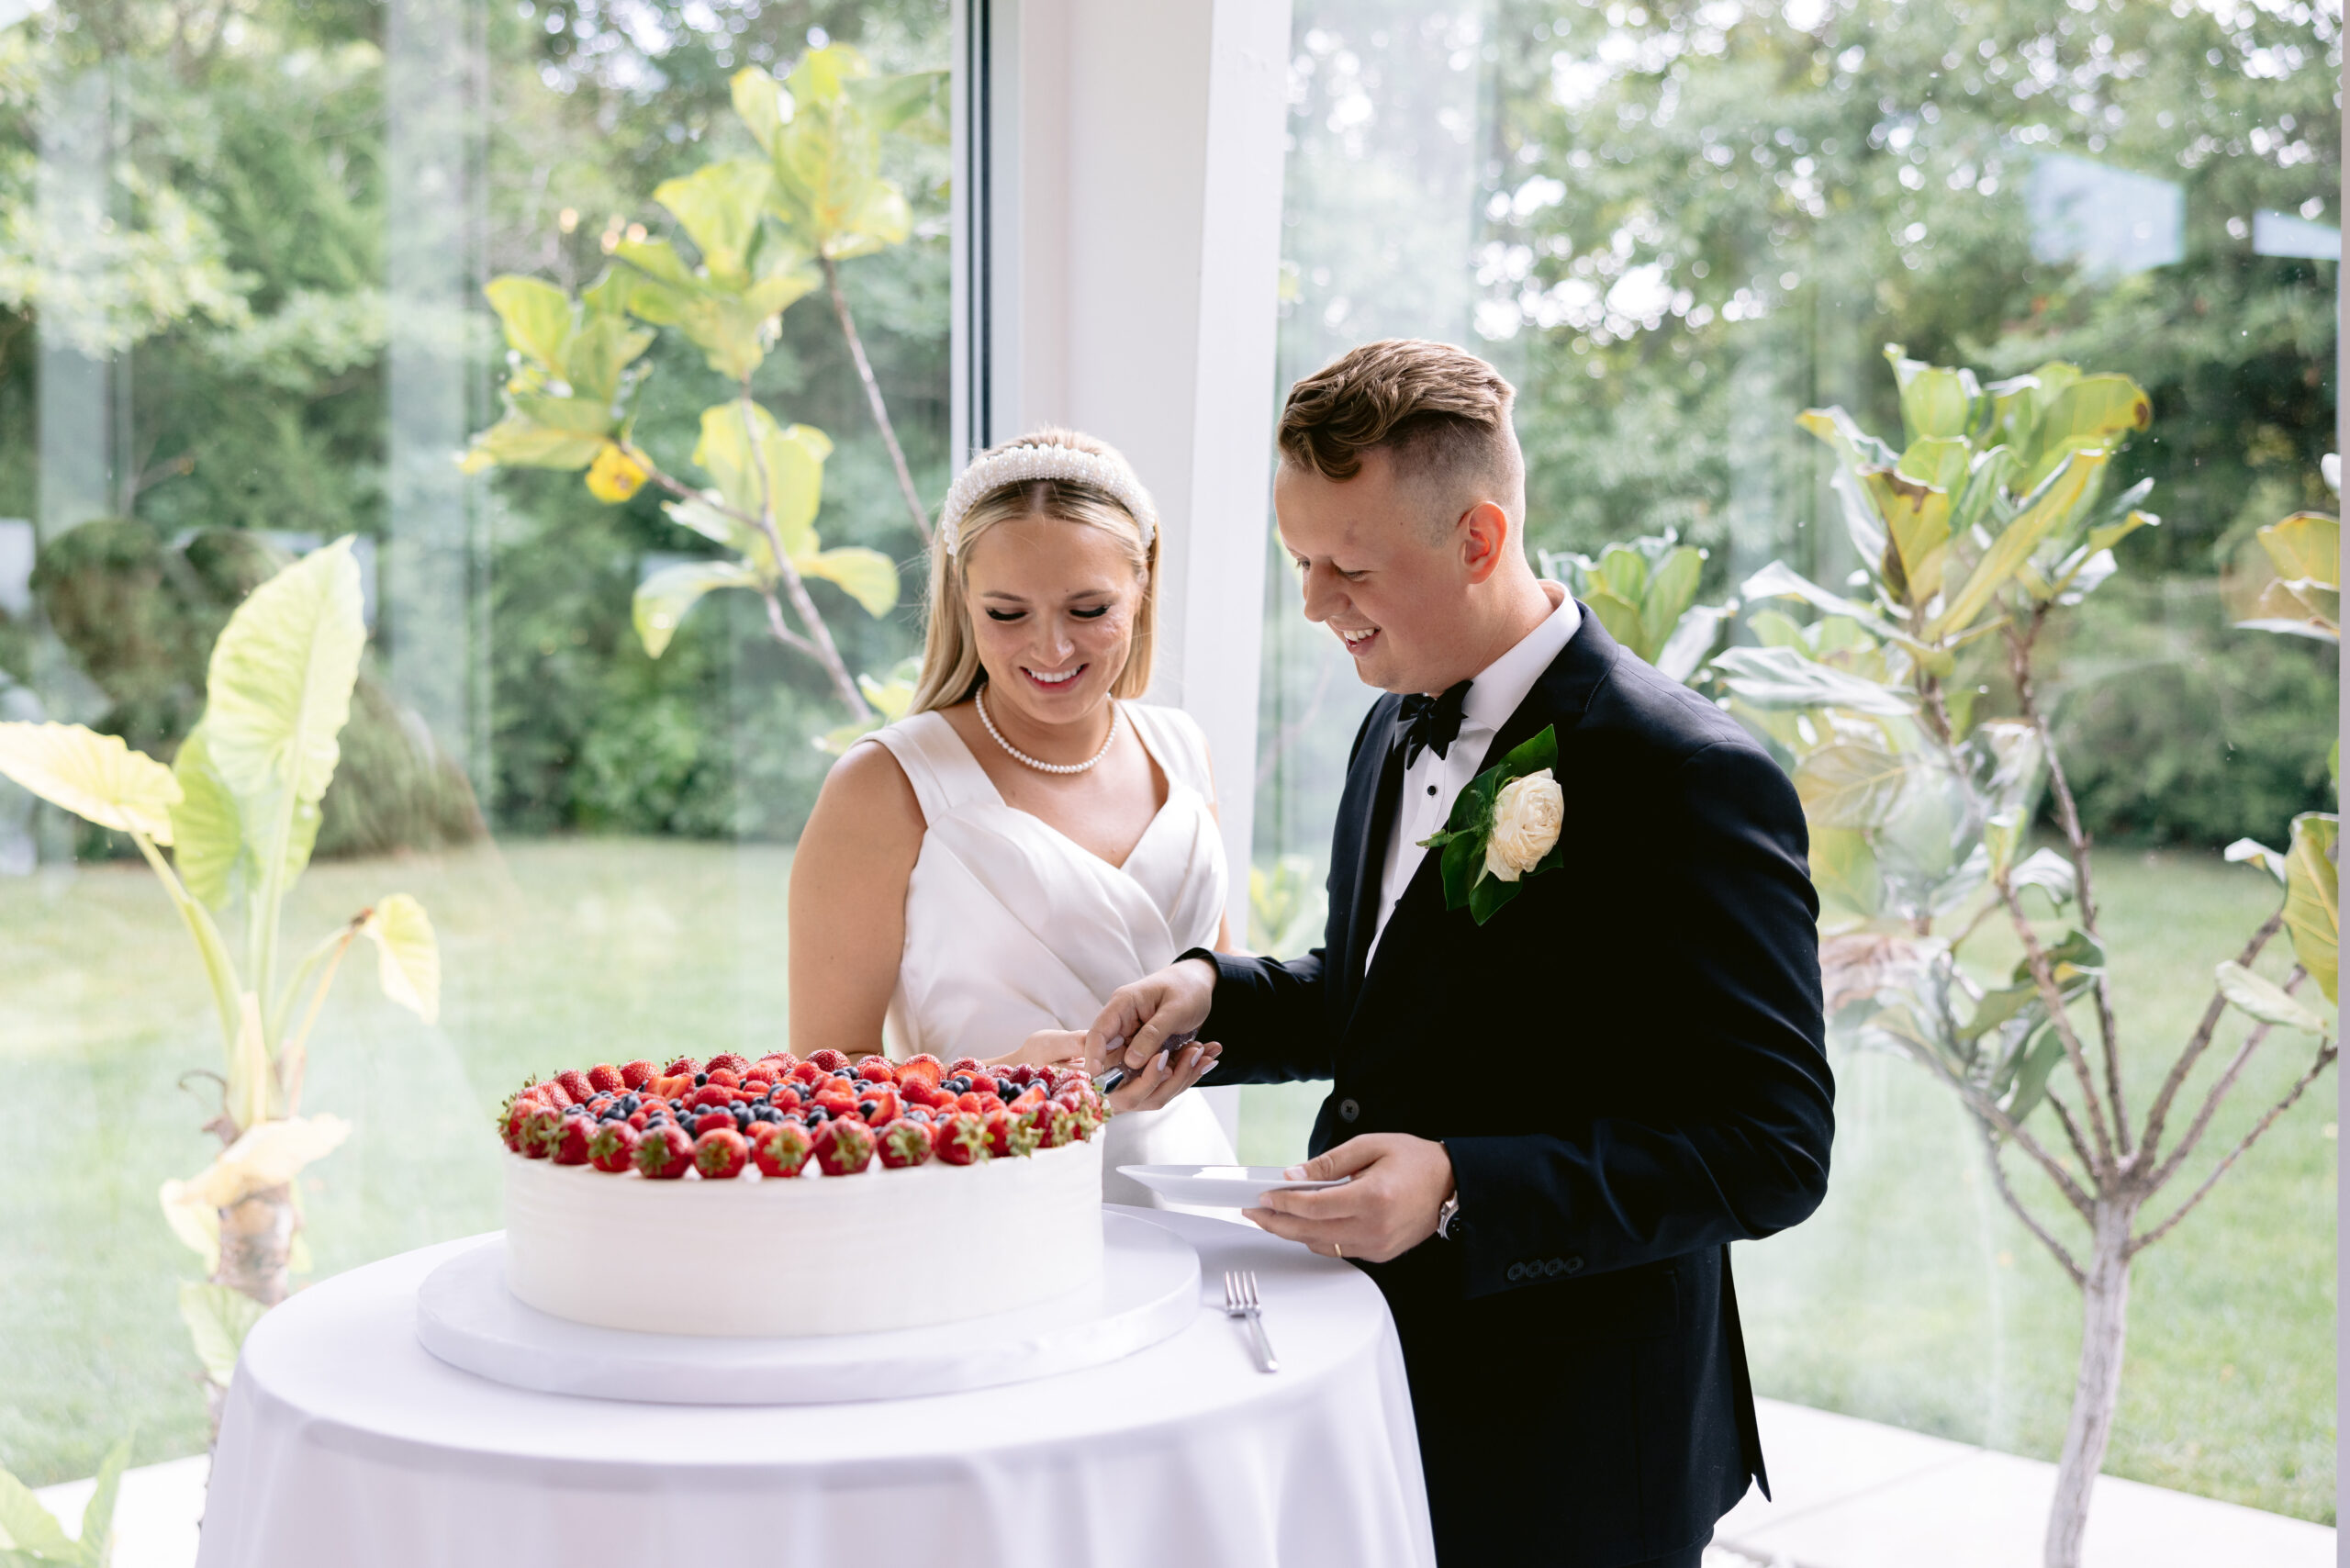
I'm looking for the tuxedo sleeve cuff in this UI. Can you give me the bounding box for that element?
[1443,1135,1576,1300]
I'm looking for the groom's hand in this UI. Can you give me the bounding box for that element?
[1243,1135,1456,1264]
[1086,958,1218,1077]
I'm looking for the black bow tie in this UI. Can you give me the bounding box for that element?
[1397,679,1472,768]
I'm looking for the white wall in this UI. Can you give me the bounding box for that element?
[956,0,1293,1144]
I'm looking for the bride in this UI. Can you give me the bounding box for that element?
[789,427,1236,1202]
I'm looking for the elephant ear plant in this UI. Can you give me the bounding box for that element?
[1710,346,2336,1568]
[0,538,440,1419]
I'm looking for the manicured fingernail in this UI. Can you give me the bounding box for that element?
[1283,1166,1305,1180]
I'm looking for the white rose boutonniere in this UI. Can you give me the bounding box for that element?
[1417,724,1569,924]
[1484,767,1564,882]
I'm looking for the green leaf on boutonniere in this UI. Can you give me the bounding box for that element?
[1417,724,1564,925]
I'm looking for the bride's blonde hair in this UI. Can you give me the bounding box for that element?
[910,427,1159,714]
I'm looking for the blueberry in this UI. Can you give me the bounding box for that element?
[693,1071,709,1087]
[946,1075,971,1093]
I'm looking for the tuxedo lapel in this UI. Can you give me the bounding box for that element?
[1341,607,1623,1039]
[1332,700,1410,1015]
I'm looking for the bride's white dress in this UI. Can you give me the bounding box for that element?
[862,701,1237,1205]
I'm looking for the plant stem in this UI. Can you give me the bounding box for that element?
[2139,913,2283,1162]
[128,830,244,1058]
[2044,1197,2139,1568]
[2132,1037,2338,1252]
[1972,1115,2087,1288]
[2006,614,2129,1149]
[1997,874,2118,1168]
[279,924,360,1117]
[739,390,877,723]
[821,253,933,546]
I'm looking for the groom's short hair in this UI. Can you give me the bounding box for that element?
[1278,340,1525,527]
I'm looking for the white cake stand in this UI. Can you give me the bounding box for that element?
[413,1210,1200,1406]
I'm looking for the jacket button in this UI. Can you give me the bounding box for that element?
[1563,1257,1584,1275]
[1337,1098,1360,1124]
[1545,1259,1564,1277]
[1505,1262,1524,1282]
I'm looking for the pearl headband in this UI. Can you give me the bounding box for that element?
[938,442,1158,557]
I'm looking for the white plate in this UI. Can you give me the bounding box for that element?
[1118,1164,1351,1208]
[414,1211,1198,1406]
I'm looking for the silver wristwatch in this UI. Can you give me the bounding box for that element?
[1436,1192,1461,1239]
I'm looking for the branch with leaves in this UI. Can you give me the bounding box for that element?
[1704,345,2338,1568]
[461,45,945,741]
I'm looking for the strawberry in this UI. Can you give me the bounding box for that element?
[976,1092,1006,1115]
[878,1118,934,1169]
[692,1108,736,1137]
[896,1054,945,1089]
[789,1059,827,1086]
[648,1073,696,1101]
[552,1114,597,1165]
[554,1069,595,1103]
[705,1068,742,1090]
[707,1052,752,1076]
[741,1075,773,1095]
[619,1059,658,1090]
[686,1084,733,1110]
[751,1122,814,1178]
[588,1121,640,1172]
[626,1109,652,1132]
[813,1088,861,1120]
[520,1107,563,1159]
[536,1080,576,1110]
[948,1057,987,1076]
[587,1063,625,1093]
[806,1048,851,1073]
[693,1127,749,1179]
[812,1116,875,1176]
[899,1080,943,1109]
[766,1083,803,1112]
[986,1108,1041,1159]
[755,1052,798,1077]
[854,1086,903,1126]
[932,1112,990,1165]
[854,1057,898,1084]
[663,1056,699,1079]
[1034,1102,1077,1149]
[964,1071,1001,1097]
[1008,1085,1048,1114]
[634,1123,694,1180]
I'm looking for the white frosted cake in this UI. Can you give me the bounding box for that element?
[496,1049,1112,1338]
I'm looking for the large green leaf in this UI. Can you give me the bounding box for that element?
[692,402,831,553]
[797,546,899,617]
[1581,588,1646,657]
[178,1282,268,1386]
[77,1432,132,1568]
[1863,468,1953,606]
[1930,446,2109,637]
[360,894,441,1025]
[1794,742,1916,830]
[170,725,319,913]
[1809,827,1882,920]
[199,539,366,868]
[634,561,765,658]
[654,159,773,281]
[2021,373,2150,489]
[458,414,606,474]
[1639,546,1704,655]
[0,1464,78,1559]
[559,314,655,406]
[2282,812,2339,1004]
[0,722,180,842]
[2215,961,2330,1034]
[1885,345,1979,442]
[1710,644,1915,717]
[2257,511,2340,592]
[483,275,571,372]
[731,66,790,159]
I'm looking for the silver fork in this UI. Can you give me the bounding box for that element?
[1223,1270,1279,1372]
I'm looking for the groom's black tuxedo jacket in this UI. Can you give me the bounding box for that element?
[1197,610,1833,1568]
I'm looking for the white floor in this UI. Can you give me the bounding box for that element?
[28,1400,2336,1567]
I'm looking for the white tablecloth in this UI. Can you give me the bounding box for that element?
[197,1206,1436,1568]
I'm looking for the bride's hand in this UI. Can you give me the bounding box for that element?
[986,1029,1088,1070]
[1107,1037,1222,1114]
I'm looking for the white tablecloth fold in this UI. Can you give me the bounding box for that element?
[197,1206,1436,1568]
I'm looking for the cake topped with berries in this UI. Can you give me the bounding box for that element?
[497,1050,1112,1338]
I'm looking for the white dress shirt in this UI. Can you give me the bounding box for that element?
[1365,583,1581,962]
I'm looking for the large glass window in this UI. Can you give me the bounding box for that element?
[1,0,950,1484]
[1250,0,2337,1524]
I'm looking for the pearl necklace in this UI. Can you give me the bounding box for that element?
[975,685,1120,776]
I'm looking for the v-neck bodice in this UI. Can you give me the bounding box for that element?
[863,704,1228,1062]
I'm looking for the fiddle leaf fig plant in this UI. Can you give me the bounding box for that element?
[1539,530,1735,683]
[462,42,944,736]
[0,537,440,1413]
[1708,346,2333,1568]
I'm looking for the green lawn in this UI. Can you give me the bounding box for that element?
[1242,846,2338,1524]
[1,840,2333,1524]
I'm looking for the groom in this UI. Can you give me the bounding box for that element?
[1090,340,1834,1567]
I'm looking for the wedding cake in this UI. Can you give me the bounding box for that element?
[497,1050,1111,1338]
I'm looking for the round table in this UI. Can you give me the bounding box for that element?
[196,1206,1436,1568]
